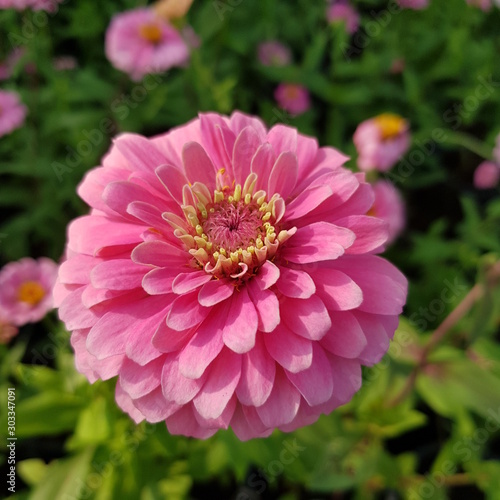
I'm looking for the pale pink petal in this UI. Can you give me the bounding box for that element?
[198,278,235,306]
[232,126,262,181]
[167,292,210,331]
[275,266,315,299]
[182,141,217,187]
[172,271,213,295]
[320,311,367,359]
[161,354,206,404]
[281,296,331,341]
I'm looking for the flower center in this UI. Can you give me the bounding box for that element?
[139,23,163,44]
[284,84,300,100]
[373,113,406,140]
[17,281,45,305]
[164,172,294,280]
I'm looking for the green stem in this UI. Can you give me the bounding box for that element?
[441,130,493,160]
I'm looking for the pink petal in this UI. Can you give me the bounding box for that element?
[336,215,389,254]
[155,164,189,205]
[193,348,241,419]
[264,323,313,373]
[320,311,367,359]
[114,133,167,173]
[172,271,213,295]
[178,308,225,379]
[254,260,280,290]
[286,344,333,405]
[58,255,95,285]
[166,404,218,439]
[167,292,210,331]
[256,368,300,428]
[161,354,206,404]
[198,278,235,307]
[119,356,164,399]
[194,394,237,430]
[131,240,187,267]
[90,259,146,290]
[229,111,267,140]
[281,296,331,341]
[247,282,280,333]
[152,319,195,353]
[267,124,297,154]
[222,288,258,353]
[250,142,276,184]
[268,151,298,199]
[115,382,145,424]
[275,266,315,299]
[281,222,355,264]
[236,335,276,407]
[309,268,363,311]
[58,287,98,331]
[182,141,217,187]
[141,267,177,295]
[354,311,392,365]
[199,113,234,172]
[127,201,170,231]
[284,185,333,221]
[233,126,262,181]
[133,387,181,423]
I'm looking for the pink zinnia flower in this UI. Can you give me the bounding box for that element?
[473,161,500,189]
[397,0,429,9]
[258,41,292,67]
[274,83,311,116]
[55,111,407,440]
[369,181,406,244]
[326,1,360,34]
[0,0,62,11]
[0,90,27,137]
[0,258,58,326]
[466,0,492,10]
[105,8,189,81]
[353,113,411,172]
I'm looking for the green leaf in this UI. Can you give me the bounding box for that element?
[17,459,48,487]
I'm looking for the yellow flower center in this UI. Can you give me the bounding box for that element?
[163,172,294,280]
[139,23,163,44]
[284,85,300,100]
[373,113,406,140]
[17,281,45,306]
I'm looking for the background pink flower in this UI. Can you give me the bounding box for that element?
[369,180,406,244]
[0,257,58,326]
[258,41,292,66]
[397,0,429,9]
[473,161,500,189]
[274,83,311,115]
[0,48,25,81]
[0,0,62,11]
[105,8,190,81]
[353,113,411,172]
[55,111,407,440]
[327,1,360,34]
[0,90,27,137]
[466,0,492,10]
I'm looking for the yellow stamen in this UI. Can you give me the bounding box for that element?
[17,281,45,306]
[139,23,163,44]
[373,113,407,140]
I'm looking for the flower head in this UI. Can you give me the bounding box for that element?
[353,113,411,172]
[397,0,429,9]
[473,161,500,189]
[55,112,407,440]
[105,8,189,81]
[369,181,406,244]
[258,41,292,67]
[0,258,58,326]
[326,1,360,34]
[274,83,311,116]
[0,90,27,138]
[0,0,62,11]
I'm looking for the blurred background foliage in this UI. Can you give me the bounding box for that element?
[1,0,500,498]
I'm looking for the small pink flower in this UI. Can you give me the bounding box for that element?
[353,113,411,172]
[0,90,27,137]
[258,41,292,67]
[55,111,407,440]
[466,0,492,10]
[0,48,25,81]
[397,0,429,8]
[274,83,311,116]
[105,8,189,81]
[369,181,406,244]
[0,258,58,326]
[327,1,360,34]
[0,0,62,11]
[473,161,500,189]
